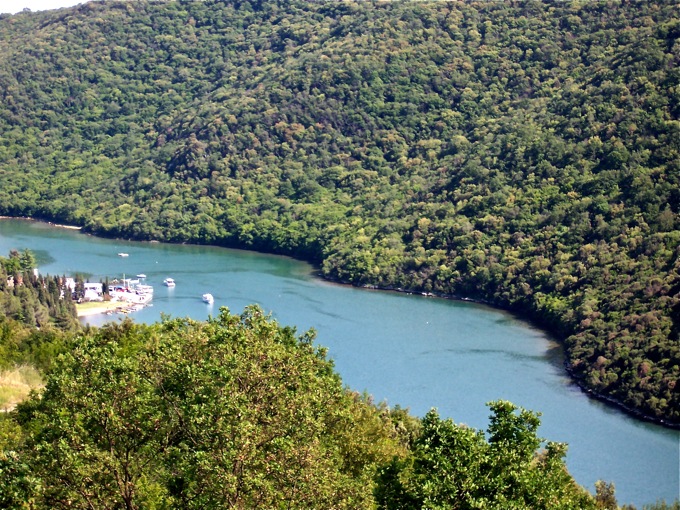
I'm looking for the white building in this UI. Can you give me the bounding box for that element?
[83,282,104,301]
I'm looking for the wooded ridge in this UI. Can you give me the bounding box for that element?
[0,0,678,424]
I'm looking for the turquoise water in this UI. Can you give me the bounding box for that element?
[1,218,678,507]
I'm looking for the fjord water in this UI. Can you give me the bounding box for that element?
[1,219,677,507]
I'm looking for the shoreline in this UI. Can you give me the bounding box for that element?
[0,215,82,230]
[76,301,125,317]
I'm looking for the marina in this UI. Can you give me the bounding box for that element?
[75,272,155,317]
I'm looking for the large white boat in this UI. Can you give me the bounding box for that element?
[163,278,176,287]
[136,284,154,295]
[202,293,214,304]
[109,284,153,305]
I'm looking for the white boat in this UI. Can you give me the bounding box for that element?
[118,252,129,257]
[163,278,176,287]
[202,293,214,304]
[136,274,147,279]
[136,284,154,295]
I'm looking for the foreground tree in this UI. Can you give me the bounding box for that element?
[376,401,598,509]
[7,307,405,509]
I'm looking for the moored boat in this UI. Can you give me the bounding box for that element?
[136,284,154,294]
[163,278,176,287]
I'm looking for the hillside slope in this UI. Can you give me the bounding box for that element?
[0,0,678,424]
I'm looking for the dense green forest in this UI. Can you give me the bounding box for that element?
[0,0,678,425]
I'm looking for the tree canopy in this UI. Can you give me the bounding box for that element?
[376,401,597,510]
[4,307,406,508]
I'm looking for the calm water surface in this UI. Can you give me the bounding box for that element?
[1,219,678,507]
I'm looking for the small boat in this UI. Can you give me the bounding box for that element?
[118,252,129,257]
[136,274,147,279]
[202,293,214,304]
[163,278,176,287]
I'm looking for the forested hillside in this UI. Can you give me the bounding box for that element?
[0,0,678,424]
